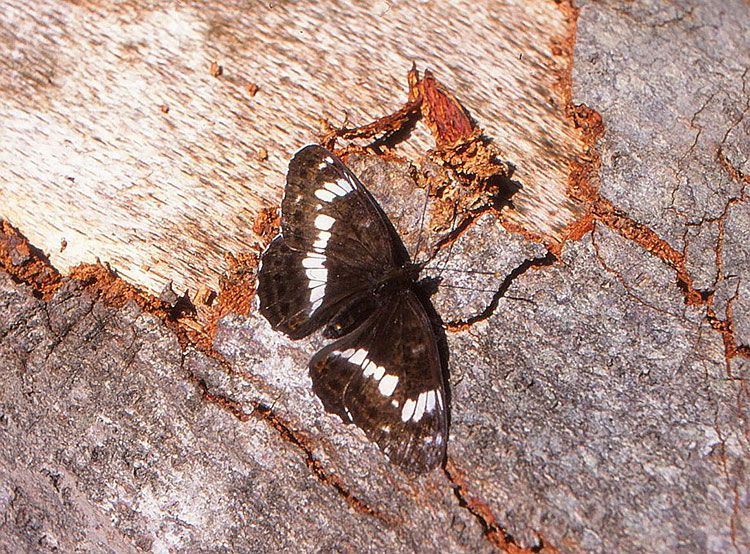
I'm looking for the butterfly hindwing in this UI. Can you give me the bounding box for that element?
[309,290,447,473]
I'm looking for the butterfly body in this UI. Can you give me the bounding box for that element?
[256,145,447,473]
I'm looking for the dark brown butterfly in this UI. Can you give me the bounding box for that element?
[256,145,447,473]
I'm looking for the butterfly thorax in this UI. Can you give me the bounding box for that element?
[372,262,421,297]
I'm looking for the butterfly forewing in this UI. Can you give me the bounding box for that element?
[258,236,365,338]
[309,291,447,473]
[283,145,408,273]
[258,145,400,338]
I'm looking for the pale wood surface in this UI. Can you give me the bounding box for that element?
[0,0,584,298]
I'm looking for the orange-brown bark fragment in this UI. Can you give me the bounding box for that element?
[253,207,279,242]
[0,221,62,299]
[318,67,512,257]
[209,61,223,77]
[417,69,477,148]
[69,263,160,311]
[202,251,258,342]
[558,103,604,248]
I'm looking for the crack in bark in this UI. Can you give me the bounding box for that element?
[668,90,718,211]
[592,196,704,301]
[191,376,392,524]
[712,409,743,553]
[590,193,750,359]
[590,230,685,320]
[444,252,556,331]
[713,148,749,359]
[719,67,750,146]
[443,460,552,553]
[651,6,695,28]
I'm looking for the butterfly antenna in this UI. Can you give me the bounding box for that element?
[438,221,461,281]
[419,195,511,292]
[416,176,507,286]
[413,175,432,266]
[429,194,462,280]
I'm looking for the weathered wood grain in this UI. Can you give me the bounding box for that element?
[0,0,585,298]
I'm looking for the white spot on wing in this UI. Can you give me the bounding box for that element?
[373,363,385,380]
[425,390,436,413]
[413,391,427,422]
[314,214,336,231]
[338,348,356,359]
[349,348,368,365]
[302,255,325,269]
[323,181,348,196]
[337,177,354,192]
[379,374,398,396]
[317,160,329,170]
[309,284,325,303]
[363,360,377,378]
[305,267,328,283]
[401,398,416,422]
[310,299,322,312]
[312,230,331,252]
[314,188,336,202]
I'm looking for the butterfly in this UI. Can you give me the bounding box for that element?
[256,145,448,473]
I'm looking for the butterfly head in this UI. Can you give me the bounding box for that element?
[416,275,442,297]
[372,261,422,296]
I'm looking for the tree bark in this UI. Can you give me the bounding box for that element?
[0,0,748,552]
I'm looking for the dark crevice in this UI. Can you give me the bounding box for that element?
[445,252,556,330]
[450,478,512,547]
